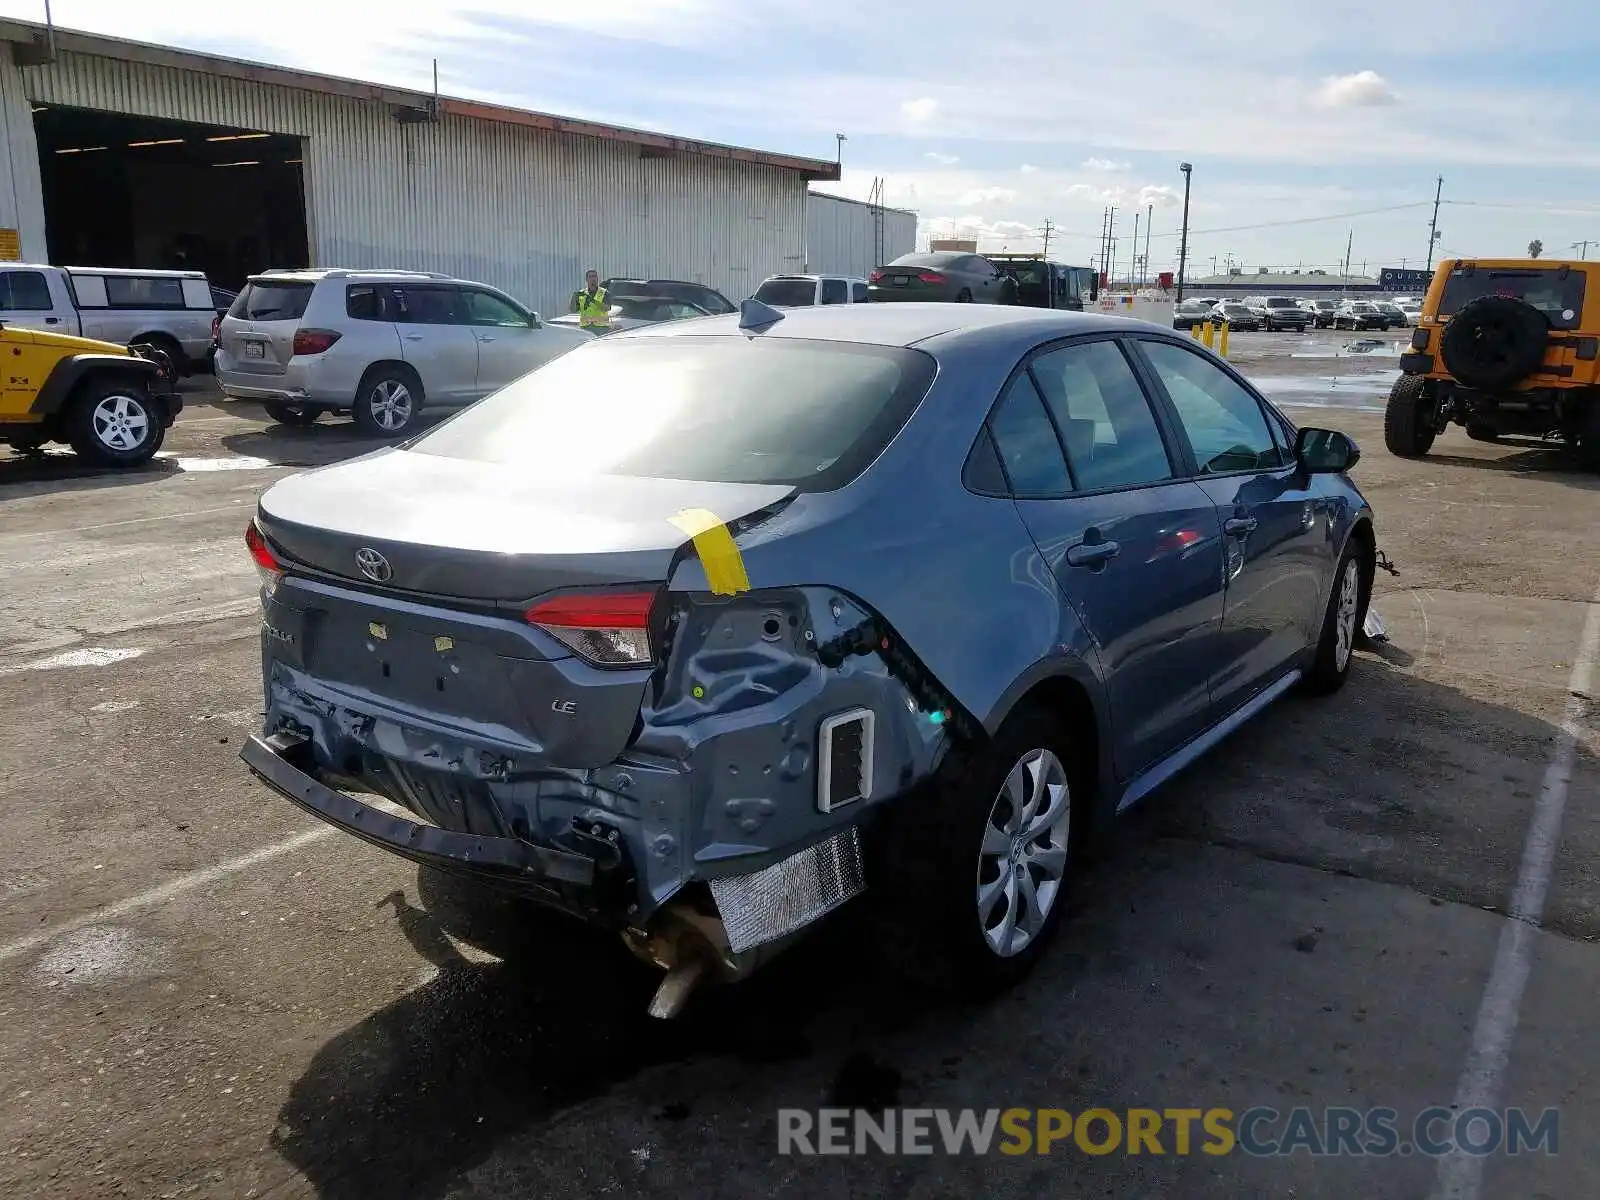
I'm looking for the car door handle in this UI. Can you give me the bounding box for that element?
[1224,516,1258,535]
[403,334,423,341]
[1066,539,1121,567]
[477,335,495,343]
[44,316,59,324]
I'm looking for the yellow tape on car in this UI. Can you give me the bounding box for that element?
[670,508,751,596]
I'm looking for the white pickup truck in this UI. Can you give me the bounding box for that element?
[0,264,220,374]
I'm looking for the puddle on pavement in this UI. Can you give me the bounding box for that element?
[1288,338,1402,359]
[1250,368,1397,412]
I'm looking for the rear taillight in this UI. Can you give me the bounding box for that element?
[917,271,946,284]
[868,269,884,283]
[245,520,284,595]
[526,591,657,668]
[292,328,342,356]
[211,315,221,343]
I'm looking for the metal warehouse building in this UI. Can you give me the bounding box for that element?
[0,19,837,317]
[805,191,917,278]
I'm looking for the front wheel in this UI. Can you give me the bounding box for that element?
[874,707,1083,995]
[1384,374,1437,457]
[65,377,165,467]
[1302,544,1365,695]
[1465,420,1499,444]
[956,288,973,303]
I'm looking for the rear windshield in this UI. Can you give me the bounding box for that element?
[753,279,818,307]
[1264,297,1297,307]
[231,281,314,321]
[408,336,938,491]
[1439,267,1586,330]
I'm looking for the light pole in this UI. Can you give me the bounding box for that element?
[1175,162,1193,302]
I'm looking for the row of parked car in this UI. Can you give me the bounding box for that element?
[1172,294,1421,333]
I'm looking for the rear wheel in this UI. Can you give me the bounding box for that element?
[65,376,165,467]
[263,400,321,427]
[1384,374,1436,458]
[1577,399,1600,471]
[956,288,973,303]
[1302,542,1365,695]
[1465,419,1499,444]
[353,366,423,437]
[132,333,186,379]
[874,706,1084,996]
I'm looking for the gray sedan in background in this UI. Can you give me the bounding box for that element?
[867,251,1019,304]
[240,303,1378,1019]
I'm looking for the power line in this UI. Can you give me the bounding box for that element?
[1145,201,1434,239]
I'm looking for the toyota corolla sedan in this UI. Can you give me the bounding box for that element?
[241,302,1379,1018]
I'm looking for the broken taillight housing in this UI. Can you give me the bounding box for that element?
[292,328,342,356]
[526,591,657,668]
[245,520,284,596]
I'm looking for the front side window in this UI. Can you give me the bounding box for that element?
[462,290,529,327]
[819,278,848,305]
[0,270,53,310]
[1140,341,1282,475]
[1028,340,1173,491]
[409,336,937,491]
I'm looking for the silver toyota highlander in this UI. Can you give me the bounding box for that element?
[215,268,590,435]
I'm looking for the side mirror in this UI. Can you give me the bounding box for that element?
[527,312,542,328]
[1295,427,1360,474]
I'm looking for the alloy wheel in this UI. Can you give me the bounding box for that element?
[975,748,1072,958]
[369,380,414,432]
[1334,558,1360,670]
[91,393,151,452]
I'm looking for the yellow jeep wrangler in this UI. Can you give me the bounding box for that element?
[1386,258,1600,467]
[0,325,180,467]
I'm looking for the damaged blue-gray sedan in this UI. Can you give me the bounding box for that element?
[241,300,1379,1017]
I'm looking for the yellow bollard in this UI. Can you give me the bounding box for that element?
[1190,322,1202,340]
[1201,320,1215,348]
[1218,321,1230,358]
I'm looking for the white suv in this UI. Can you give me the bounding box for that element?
[752,274,871,307]
[215,269,590,436]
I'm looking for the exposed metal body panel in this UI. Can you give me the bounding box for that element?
[806,191,917,278]
[0,39,811,313]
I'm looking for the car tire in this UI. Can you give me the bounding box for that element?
[1465,419,1500,444]
[1576,398,1600,471]
[1384,374,1437,458]
[263,400,321,427]
[956,288,973,303]
[353,365,423,438]
[1301,541,1366,695]
[872,705,1085,997]
[132,333,187,379]
[65,375,165,467]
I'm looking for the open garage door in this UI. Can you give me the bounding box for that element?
[33,106,309,291]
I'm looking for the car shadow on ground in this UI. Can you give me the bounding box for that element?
[220,416,452,469]
[269,651,1594,1199]
[0,449,184,497]
[1425,443,1600,487]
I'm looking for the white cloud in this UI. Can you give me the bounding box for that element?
[924,151,960,165]
[1138,184,1181,207]
[901,97,938,123]
[957,186,1018,207]
[1083,157,1131,172]
[1317,70,1398,107]
[1019,164,1040,174]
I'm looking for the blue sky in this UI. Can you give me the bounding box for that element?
[12,0,1600,275]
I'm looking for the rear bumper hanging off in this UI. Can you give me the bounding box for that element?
[240,731,601,891]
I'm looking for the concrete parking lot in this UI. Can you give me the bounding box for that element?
[2,330,1596,1199]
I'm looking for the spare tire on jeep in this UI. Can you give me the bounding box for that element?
[1438,295,1549,390]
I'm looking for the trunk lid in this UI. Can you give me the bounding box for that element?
[255,451,796,769]
[220,279,316,377]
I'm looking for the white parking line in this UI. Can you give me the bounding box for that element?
[1432,578,1600,1200]
[0,502,250,540]
[0,827,334,967]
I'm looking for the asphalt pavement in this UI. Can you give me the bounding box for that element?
[1,329,1596,1199]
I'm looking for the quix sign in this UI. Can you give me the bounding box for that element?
[1379,267,1434,291]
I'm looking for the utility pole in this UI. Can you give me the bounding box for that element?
[1107,207,1117,286]
[1129,210,1141,290]
[1426,176,1443,273]
[1573,240,1592,260]
[1143,202,1152,288]
[1343,228,1353,278]
[1176,162,1193,301]
[1041,218,1054,259]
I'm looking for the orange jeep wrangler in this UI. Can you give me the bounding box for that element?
[1385,258,1600,468]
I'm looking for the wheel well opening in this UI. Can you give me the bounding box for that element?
[1012,675,1098,795]
[1349,520,1377,610]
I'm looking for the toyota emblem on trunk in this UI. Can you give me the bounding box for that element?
[355,547,392,583]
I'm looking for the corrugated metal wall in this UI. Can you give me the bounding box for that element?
[0,49,807,315]
[806,192,916,277]
[0,52,47,258]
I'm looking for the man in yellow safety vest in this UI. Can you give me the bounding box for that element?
[571,269,612,331]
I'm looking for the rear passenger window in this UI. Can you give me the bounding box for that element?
[987,373,1072,497]
[819,278,848,305]
[346,285,387,321]
[392,286,464,325]
[1028,340,1173,491]
[851,281,869,304]
[0,269,52,310]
